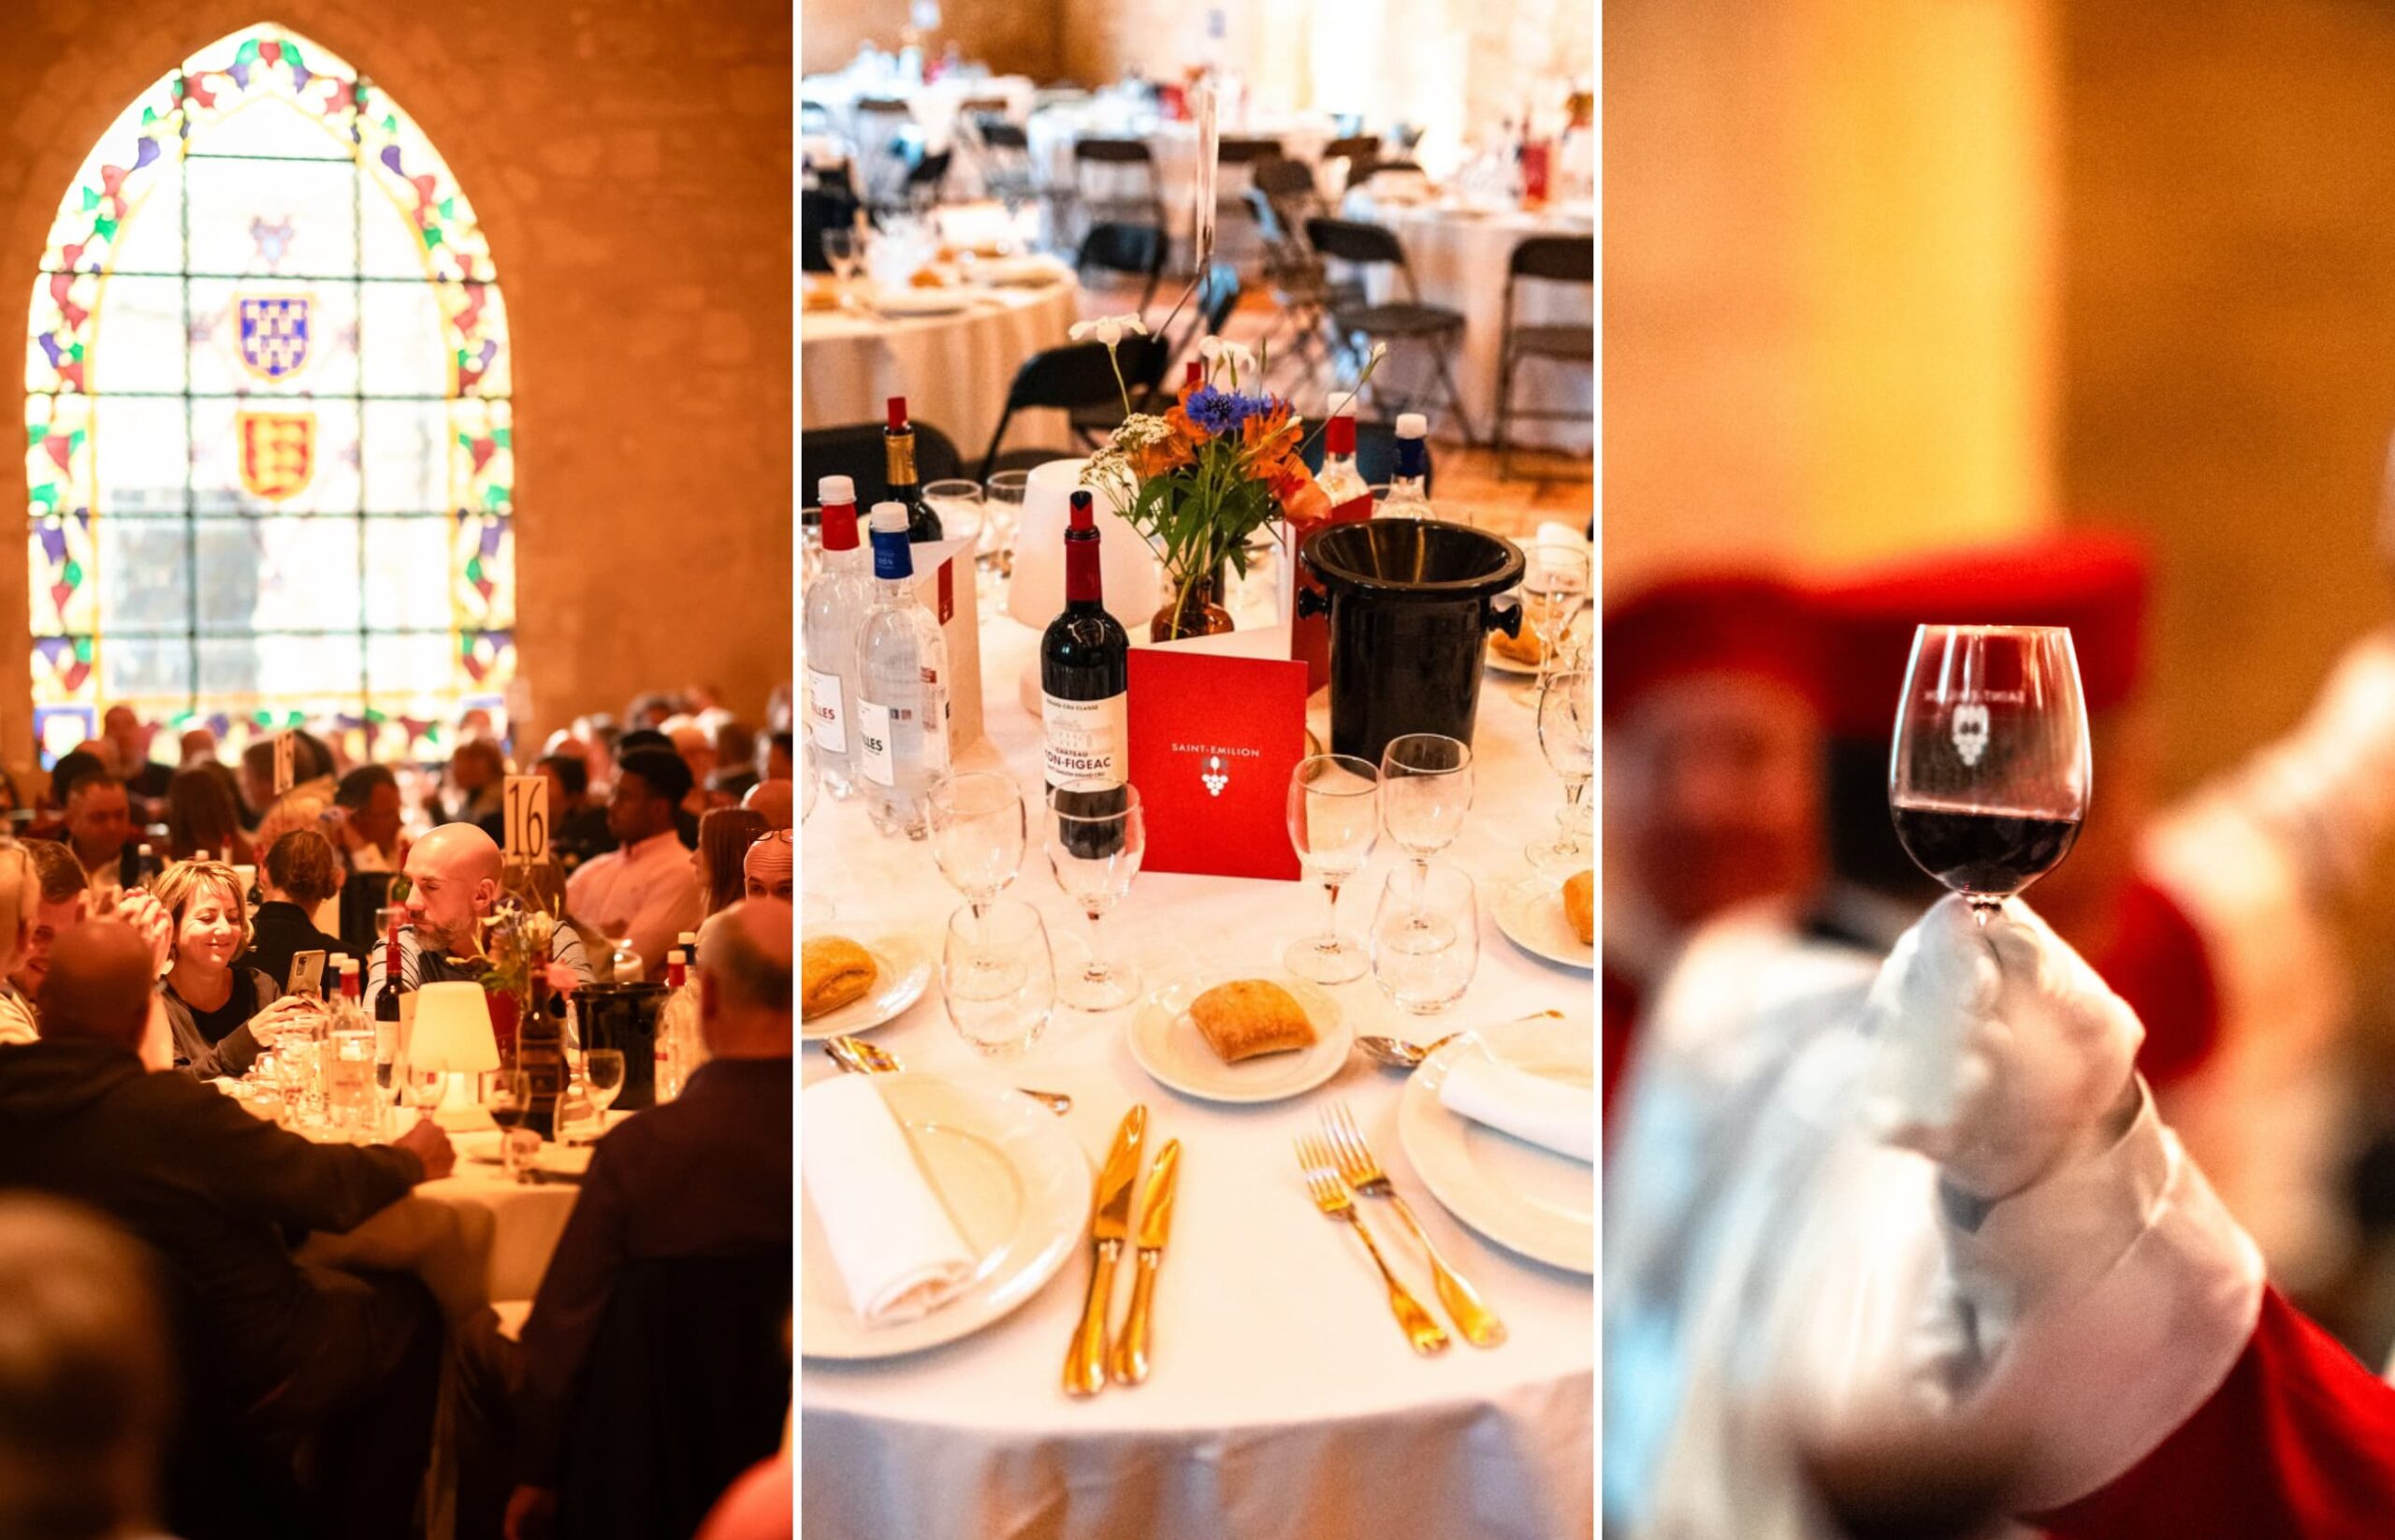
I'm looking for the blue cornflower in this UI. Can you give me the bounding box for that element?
[1184,385,1270,436]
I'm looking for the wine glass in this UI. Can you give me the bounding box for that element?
[1285,755,1380,983]
[1518,545,1591,691]
[1379,734,1473,895]
[984,470,1030,598]
[1889,625,2089,923]
[1370,862,1480,1014]
[821,225,864,308]
[923,479,985,551]
[928,770,1026,919]
[403,1063,448,1124]
[1044,781,1145,1010]
[1527,665,1594,876]
[942,899,1055,1054]
[570,1049,625,1144]
[481,1069,535,1183]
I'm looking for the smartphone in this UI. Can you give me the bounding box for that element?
[288,950,327,998]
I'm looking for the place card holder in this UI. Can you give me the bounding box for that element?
[1125,625,1308,881]
[907,532,983,755]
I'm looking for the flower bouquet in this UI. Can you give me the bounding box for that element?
[1080,316,1383,642]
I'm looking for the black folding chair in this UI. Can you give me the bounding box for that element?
[1071,137,1165,241]
[1244,189,1353,391]
[1324,135,1381,168]
[1300,417,1435,493]
[801,420,965,509]
[849,97,915,208]
[980,335,1168,479]
[1072,263,1241,443]
[1303,216,1475,441]
[1493,234,1594,477]
[800,185,860,274]
[1077,221,1168,321]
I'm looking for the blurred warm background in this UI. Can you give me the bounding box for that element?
[1607,0,2395,1356]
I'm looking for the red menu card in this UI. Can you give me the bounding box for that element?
[1126,635,1308,880]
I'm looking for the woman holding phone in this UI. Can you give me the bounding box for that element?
[152,858,320,1079]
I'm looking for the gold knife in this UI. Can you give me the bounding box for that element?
[1110,1138,1181,1386]
[1064,1104,1146,1397]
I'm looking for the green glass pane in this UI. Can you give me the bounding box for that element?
[26,425,47,445]
[30,484,57,507]
[74,638,92,662]
[80,187,99,212]
[63,559,82,586]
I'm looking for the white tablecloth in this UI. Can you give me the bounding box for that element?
[801,274,1083,471]
[1342,194,1593,453]
[804,72,1040,153]
[798,617,1595,1540]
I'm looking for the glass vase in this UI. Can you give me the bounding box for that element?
[1149,570,1235,643]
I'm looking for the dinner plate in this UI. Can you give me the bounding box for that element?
[800,930,932,1040]
[872,287,973,316]
[1485,639,1542,676]
[1493,876,1593,970]
[1127,973,1349,1104]
[968,255,1068,287]
[1398,1015,1593,1272]
[801,1072,1088,1358]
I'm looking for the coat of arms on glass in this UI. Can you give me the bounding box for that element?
[23,24,515,768]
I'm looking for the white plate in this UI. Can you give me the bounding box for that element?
[1494,876,1593,971]
[1127,974,1349,1104]
[872,287,973,316]
[1398,1016,1593,1272]
[801,931,932,1040]
[968,255,1068,287]
[801,1073,1088,1358]
[1485,640,1542,676]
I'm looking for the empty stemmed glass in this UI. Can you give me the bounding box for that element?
[923,479,985,550]
[942,899,1056,1055]
[928,770,1026,921]
[984,470,1031,604]
[820,225,865,310]
[1527,664,1594,876]
[1519,545,1591,692]
[1045,781,1145,1010]
[1285,755,1380,983]
[1380,734,1473,899]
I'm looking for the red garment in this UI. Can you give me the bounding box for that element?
[695,1450,792,1540]
[1603,964,1641,1128]
[2093,876,2221,1092]
[2034,1288,2395,1539]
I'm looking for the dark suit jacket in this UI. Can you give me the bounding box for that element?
[515,1055,792,1483]
[241,899,364,994]
[0,1036,420,1414]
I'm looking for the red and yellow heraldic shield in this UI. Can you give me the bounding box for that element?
[237,410,314,501]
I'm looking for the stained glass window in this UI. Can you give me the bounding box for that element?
[24,23,515,768]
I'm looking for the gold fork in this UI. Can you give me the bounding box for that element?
[1295,1134,1449,1356]
[1322,1102,1505,1347]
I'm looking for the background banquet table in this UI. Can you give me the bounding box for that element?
[799,583,1594,1540]
[1027,107,1338,243]
[801,270,1083,467]
[1343,193,1594,453]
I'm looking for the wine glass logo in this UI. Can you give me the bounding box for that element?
[1951,703,1991,767]
[1201,753,1228,797]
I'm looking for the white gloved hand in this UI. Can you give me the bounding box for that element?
[1863,894,2142,1202]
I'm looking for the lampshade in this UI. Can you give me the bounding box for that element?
[1006,457,1160,634]
[409,981,500,1073]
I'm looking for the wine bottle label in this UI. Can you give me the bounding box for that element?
[1041,690,1127,787]
[806,667,848,753]
[855,700,896,787]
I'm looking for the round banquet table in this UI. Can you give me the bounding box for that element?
[798,601,1595,1540]
[801,270,1082,470]
[1342,192,1594,453]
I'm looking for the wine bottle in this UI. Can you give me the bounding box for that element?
[1317,411,1372,517]
[1379,414,1434,518]
[655,948,690,1103]
[372,921,403,1092]
[884,397,944,544]
[805,476,872,800]
[1040,489,1130,791]
[853,502,952,839]
[519,932,565,1137]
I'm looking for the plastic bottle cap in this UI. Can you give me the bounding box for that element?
[1396,413,1428,440]
[820,474,855,505]
[869,502,909,535]
[1326,412,1357,456]
[667,950,688,966]
[885,397,908,431]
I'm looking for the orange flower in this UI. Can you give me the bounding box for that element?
[1241,402,1302,485]
[1133,435,1194,479]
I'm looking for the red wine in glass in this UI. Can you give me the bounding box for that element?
[1888,625,2089,920]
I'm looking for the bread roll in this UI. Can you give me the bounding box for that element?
[803,937,878,1020]
[1563,871,1593,946]
[1188,980,1315,1062]
[1490,619,1544,665]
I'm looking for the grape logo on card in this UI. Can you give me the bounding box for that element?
[1951,702,1991,767]
[1202,754,1228,797]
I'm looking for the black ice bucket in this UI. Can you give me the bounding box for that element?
[1297,519,1526,766]
[572,981,669,1109]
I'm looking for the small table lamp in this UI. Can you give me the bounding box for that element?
[409,981,501,1131]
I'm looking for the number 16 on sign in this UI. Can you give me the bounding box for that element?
[504,776,550,864]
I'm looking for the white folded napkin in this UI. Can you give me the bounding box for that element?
[1437,1054,1594,1163]
[802,1076,978,1324]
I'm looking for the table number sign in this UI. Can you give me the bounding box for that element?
[503,775,551,864]
[1126,627,1307,880]
[272,731,296,795]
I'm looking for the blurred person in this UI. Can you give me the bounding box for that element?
[711,719,762,802]
[459,707,496,744]
[331,763,408,873]
[695,1446,794,1540]
[526,753,617,874]
[697,808,767,919]
[176,727,217,765]
[438,738,507,827]
[0,920,457,1540]
[0,1194,177,1540]
[565,748,703,981]
[163,766,253,865]
[101,704,172,801]
[501,898,793,1540]
[744,829,793,905]
[0,845,38,1046]
[151,859,317,1080]
[663,716,722,814]
[743,779,793,832]
[244,829,360,989]
[4,842,87,1040]
[41,749,106,825]
[54,774,138,900]
[370,823,591,997]
[0,767,21,819]
[624,692,681,733]
[762,730,793,784]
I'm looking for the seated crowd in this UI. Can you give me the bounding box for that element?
[0,688,798,1540]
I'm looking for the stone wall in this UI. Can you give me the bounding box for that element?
[802,0,1062,83]
[0,0,792,783]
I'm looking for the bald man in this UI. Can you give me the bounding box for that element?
[742,777,793,832]
[504,899,792,1539]
[0,921,457,1538]
[369,822,593,998]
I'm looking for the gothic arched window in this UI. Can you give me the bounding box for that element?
[25,22,515,766]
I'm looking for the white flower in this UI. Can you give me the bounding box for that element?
[1069,313,1148,347]
[1198,337,1224,361]
[1216,340,1258,376]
